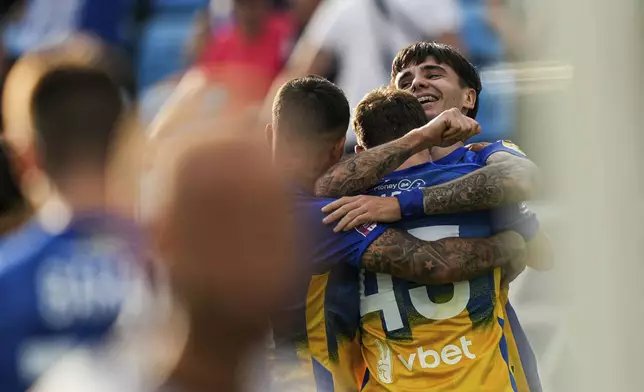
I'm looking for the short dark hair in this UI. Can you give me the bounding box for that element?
[0,138,26,215]
[272,76,350,143]
[30,67,124,179]
[354,88,427,149]
[392,42,482,119]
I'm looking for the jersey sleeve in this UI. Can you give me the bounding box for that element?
[300,197,388,271]
[490,203,540,241]
[394,188,425,219]
[476,140,527,164]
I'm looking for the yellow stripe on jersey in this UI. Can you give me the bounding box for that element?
[499,288,531,392]
[305,273,365,392]
[360,268,517,392]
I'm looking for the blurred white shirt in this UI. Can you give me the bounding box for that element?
[302,0,461,143]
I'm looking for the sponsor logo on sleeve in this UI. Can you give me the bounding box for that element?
[356,222,378,237]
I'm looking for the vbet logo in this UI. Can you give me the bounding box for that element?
[375,336,476,384]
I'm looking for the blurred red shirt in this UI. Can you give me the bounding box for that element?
[198,13,294,96]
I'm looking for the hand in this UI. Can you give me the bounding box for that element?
[465,142,491,152]
[414,108,481,148]
[321,195,402,232]
[502,253,527,286]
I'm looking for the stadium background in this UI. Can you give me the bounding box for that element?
[1,0,642,391]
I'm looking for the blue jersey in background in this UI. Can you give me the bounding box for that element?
[0,207,144,392]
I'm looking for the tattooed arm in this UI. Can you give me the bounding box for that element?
[315,131,431,198]
[362,229,526,285]
[320,154,539,231]
[315,108,481,198]
[421,153,539,215]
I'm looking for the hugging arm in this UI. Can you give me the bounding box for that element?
[315,131,432,198]
[419,153,539,215]
[361,228,525,285]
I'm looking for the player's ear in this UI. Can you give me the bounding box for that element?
[462,88,476,112]
[264,123,274,148]
[354,145,364,154]
[330,136,346,163]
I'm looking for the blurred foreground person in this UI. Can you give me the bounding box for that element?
[0,66,143,392]
[33,133,296,392]
[0,138,31,236]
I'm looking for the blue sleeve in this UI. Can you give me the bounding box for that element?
[394,188,425,219]
[476,140,527,164]
[302,197,389,270]
[490,203,540,241]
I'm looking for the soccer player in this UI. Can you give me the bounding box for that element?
[327,86,548,391]
[265,76,530,391]
[317,42,549,391]
[0,64,143,391]
[33,133,298,392]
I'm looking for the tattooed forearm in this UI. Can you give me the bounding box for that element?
[315,132,429,198]
[362,229,526,285]
[422,158,538,215]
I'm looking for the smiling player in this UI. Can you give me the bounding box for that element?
[316,42,549,391]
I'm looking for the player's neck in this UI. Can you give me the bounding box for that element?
[275,154,324,194]
[53,171,107,213]
[430,142,464,161]
[397,149,432,170]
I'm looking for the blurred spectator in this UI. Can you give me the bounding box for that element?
[0,42,144,390]
[459,0,525,143]
[197,0,294,97]
[264,0,463,149]
[3,0,132,58]
[288,0,321,38]
[33,132,296,392]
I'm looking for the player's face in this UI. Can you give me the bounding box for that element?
[394,57,475,121]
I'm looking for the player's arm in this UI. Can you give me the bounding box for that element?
[315,108,480,198]
[361,228,526,285]
[321,159,539,232]
[478,142,553,270]
[421,153,538,214]
[492,203,554,271]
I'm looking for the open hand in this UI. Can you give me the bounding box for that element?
[321,195,402,232]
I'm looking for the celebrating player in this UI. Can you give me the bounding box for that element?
[0,52,142,391]
[328,86,550,391]
[266,75,529,391]
[317,42,550,391]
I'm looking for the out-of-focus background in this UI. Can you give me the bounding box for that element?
[0,0,566,389]
[0,0,538,143]
[0,0,642,391]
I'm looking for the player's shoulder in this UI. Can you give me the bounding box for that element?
[0,217,57,274]
[473,140,527,164]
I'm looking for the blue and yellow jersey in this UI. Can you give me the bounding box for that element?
[360,141,538,391]
[269,189,388,392]
[500,292,543,392]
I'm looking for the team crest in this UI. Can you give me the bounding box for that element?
[502,140,526,156]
